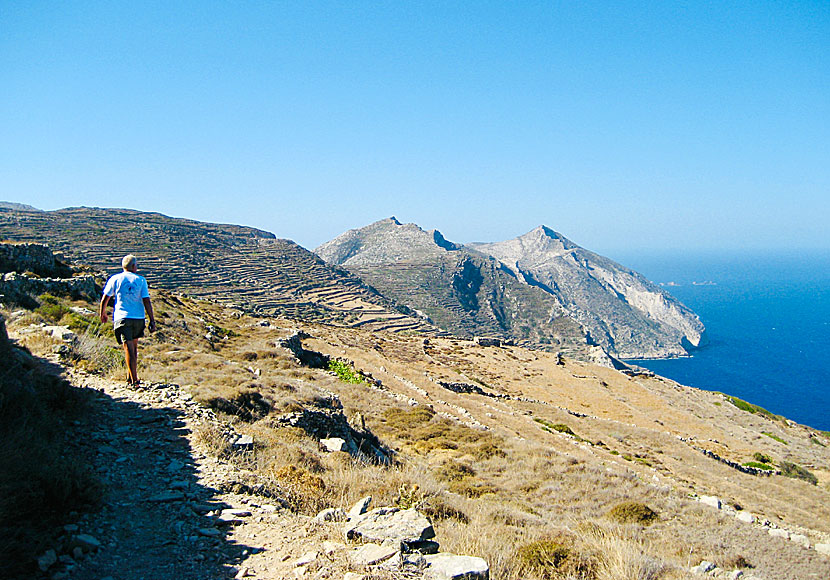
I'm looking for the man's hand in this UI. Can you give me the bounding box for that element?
[100,313,109,323]
[148,320,156,332]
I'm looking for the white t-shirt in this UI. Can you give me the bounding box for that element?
[103,271,150,321]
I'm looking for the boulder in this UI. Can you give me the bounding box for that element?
[789,533,809,548]
[699,496,721,510]
[321,437,346,452]
[423,553,489,580]
[350,544,399,566]
[345,508,435,548]
[815,543,830,556]
[37,549,57,572]
[735,511,755,524]
[347,496,372,520]
[768,528,789,539]
[316,508,347,522]
[691,561,716,574]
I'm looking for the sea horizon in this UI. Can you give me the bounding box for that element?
[617,249,830,432]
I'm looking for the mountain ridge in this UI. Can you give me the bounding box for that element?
[317,218,704,359]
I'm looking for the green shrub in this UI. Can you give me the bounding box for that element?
[327,359,365,384]
[35,294,71,323]
[606,501,658,525]
[534,418,584,441]
[779,461,818,485]
[725,395,780,421]
[762,432,788,445]
[752,452,773,464]
[742,462,775,471]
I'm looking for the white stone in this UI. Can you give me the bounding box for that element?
[294,551,318,567]
[345,508,434,545]
[72,534,101,552]
[350,543,399,566]
[424,553,490,580]
[790,533,810,548]
[691,561,716,574]
[699,496,721,510]
[815,543,830,555]
[727,571,743,580]
[320,437,346,452]
[347,495,372,520]
[768,528,789,539]
[322,540,344,555]
[735,511,755,524]
[343,574,364,580]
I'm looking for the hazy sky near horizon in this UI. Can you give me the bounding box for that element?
[2,2,828,257]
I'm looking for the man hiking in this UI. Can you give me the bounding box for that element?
[99,254,156,386]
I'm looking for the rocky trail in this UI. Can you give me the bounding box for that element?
[44,373,344,580]
[40,370,485,580]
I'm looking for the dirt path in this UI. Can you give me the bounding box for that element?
[55,373,347,580]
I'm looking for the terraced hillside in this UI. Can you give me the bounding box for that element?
[316,218,595,359]
[0,207,435,333]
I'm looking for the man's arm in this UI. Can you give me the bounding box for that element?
[99,294,111,323]
[143,297,156,332]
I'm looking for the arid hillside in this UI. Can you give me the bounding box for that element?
[5,276,829,579]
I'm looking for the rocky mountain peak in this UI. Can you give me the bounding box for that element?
[315,218,459,266]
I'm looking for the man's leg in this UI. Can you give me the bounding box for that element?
[123,339,139,384]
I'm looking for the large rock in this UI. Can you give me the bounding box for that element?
[350,544,399,566]
[345,508,435,548]
[423,553,489,580]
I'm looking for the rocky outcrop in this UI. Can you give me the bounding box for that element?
[0,242,72,277]
[0,272,98,305]
[328,497,489,580]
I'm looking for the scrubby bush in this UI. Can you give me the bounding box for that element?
[35,293,71,322]
[606,501,658,525]
[753,452,773,464]
[516,538,595,579]
[726,395,781,421]
[779,461,818,485]
[742,461,775,471]
[327,359,365,384]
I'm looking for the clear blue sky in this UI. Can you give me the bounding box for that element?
[2,1,828,257]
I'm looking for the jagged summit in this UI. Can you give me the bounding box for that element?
[471,229,705,359]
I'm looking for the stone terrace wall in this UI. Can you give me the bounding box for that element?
[0,242,71,277]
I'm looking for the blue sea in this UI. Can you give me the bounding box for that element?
[618,250,830,431]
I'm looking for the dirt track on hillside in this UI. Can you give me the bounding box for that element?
[56,374,354,580]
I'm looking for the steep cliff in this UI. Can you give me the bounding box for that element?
[470,226,705,358]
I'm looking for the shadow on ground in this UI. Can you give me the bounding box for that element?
[59,382,255,580]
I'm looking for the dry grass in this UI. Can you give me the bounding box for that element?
[45,291,829,580]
